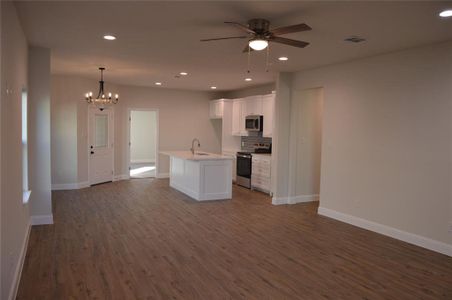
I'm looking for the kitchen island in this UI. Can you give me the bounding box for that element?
[160,151,233,201]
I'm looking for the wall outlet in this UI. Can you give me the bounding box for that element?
[241,141,245,147]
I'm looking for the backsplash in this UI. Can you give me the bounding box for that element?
[241,134,272,152]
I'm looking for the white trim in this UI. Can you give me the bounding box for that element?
[156,173,169,179]
[127,108,160,181]
[318,207,452,257]
[30,214,54,225]
[51,181,89,190]
[272,194,319,205]
[8,221,31,300]
[131,159,155,164]
[113,174,129,181]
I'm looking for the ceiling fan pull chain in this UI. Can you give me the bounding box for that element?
[247,45,251,73]
[265,43,270,72]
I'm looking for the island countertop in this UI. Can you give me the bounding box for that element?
[160,151,233,161]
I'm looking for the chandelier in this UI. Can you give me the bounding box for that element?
[85,67,119,108]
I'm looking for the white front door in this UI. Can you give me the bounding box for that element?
[88,107,114,185]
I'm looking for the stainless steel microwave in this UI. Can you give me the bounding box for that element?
[245,115,263,132]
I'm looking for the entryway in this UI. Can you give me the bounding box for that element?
[128,109,158,179]
[88,106,114,185]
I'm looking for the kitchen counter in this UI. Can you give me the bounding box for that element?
[161,151,232,201]
[160,151,232,161]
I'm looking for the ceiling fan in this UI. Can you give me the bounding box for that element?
[200,18,312,52]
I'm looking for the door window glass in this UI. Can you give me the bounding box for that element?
[95,114,108,148]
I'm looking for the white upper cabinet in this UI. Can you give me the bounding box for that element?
[231,99,241,135]
[209,99,224,119]
[232,99,248,136]
[262,94,275,137]
[230,94,275,137]
[244,95,263,116]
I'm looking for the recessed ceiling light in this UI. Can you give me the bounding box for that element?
[180,72,188,76]
[155,82,162,86]
[103,35,116,40]
[210,86,217,90]
[245,78,252,82]
[439,10,452,17]
[278,56,288,61]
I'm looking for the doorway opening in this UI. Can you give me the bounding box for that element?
[128,109,158,179]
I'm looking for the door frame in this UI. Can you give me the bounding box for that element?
[87,106,115,185]
[127,108,159,179]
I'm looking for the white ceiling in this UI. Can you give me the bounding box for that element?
[15,1,452,92]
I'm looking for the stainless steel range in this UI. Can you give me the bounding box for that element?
[236,152,252,188]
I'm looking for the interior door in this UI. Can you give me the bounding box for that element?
[88,107,114,185]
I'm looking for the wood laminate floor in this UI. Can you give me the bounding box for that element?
[17,179,452,299]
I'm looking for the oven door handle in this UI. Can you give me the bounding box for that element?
[237,154,251,158]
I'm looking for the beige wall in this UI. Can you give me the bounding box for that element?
[50,76,80,185]
[0,1,3,295]
[0,1,3,294]
[1,2,30,299]
[272,73,293,199]
[28,46,52,218]
[130,110,156,163]
[51,75,222,184]
[216,83,275,99]
[274,41,452,248]
[288,88,323,198]
[114,84,222,177]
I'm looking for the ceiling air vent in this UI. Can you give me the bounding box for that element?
[344,36,366,43]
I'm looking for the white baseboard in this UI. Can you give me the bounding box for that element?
[8,221,31,300]
[30,214,54,225]
[272,194,319,205]
[157,173,169,179]
[318,207,452,257]
[131,159,155,164]
[113,174,129,181]
[51,181,89,190]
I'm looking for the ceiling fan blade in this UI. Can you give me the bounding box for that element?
[224,21,256,34]
[270,23,312,35]
[242,44,254,53]
[200,36,247,42]
[270,36,309,48]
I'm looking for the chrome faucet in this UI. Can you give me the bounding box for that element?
[190,138,201,155]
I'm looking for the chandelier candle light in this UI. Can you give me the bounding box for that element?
[85,67,119,109]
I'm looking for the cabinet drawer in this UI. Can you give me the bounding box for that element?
[252,156,271,164]
[252,166,270,177]
[251,179,270,192]
[251,174,270,185]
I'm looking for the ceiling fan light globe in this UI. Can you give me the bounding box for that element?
[249,39,268,51]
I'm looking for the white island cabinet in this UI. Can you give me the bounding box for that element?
[161,151,233,201]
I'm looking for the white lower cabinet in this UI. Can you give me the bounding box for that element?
[222,150,237,182]
[251,154,271,194]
